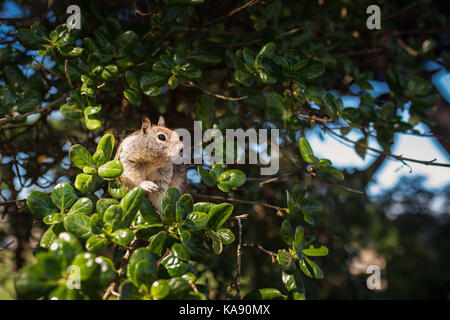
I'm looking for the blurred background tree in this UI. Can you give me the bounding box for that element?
[0,0,449,299]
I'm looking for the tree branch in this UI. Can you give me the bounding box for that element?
[0,94,68,126]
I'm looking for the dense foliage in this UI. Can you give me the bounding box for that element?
[0,0,449,299]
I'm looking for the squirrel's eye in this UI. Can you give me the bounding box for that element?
[157,134,166,141]
[179,136,183,142]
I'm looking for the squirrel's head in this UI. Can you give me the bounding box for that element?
[139,116,184,162]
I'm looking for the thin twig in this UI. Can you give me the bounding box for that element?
[64,59,73,88]
[0,94,68,126]
[201,0,262,27]
[234,214,248,299]
[194,194,285,212]
[32,56,63,79]
[323,125,450,168]
[385,0,424,20]
[258,172,294,187]
[243,241,278,261]
[184,81,247,102]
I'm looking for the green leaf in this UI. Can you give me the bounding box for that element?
[321,165,344,181]
[258,42,276,58]
[171,243,190,261]
[207,203,233,229]
[110,228,134,246]
[163,203,176,226]
[85,112,102,130]
[168,74,180,89]
[51,183,78,210]
[64,212,92,239]
[355,137,368,160]
[117,31,139,53]
[119,186,144,228]
[123,88,141,106]
[70,90,84,107]
[139,199,161,224]
[27,191,57,218]
[48,232,82,267]
[176,194,193,222]
[299,256,324,279]
[166,277,191,299]
[4,65,25,91]
[217,169,246,192]
[86,235,108,253]
[244,288,287,300]
[127,248,157,288]
[69,144,95,170]
[151,279,170,300]
[302,245,329,257]
[294,225,304,248]
[40,224,63,249]
[162,187,181,215]
[184,211,209,230]
[160,254,190,277]
[298,137,316,164]
[216,228,235,245]
[103,204,123,233]
[300,199,322,214]
[57,46,83,58]
[48,284,83,300]
[16,90,41,113]
[108,180,129,199]
[192,202,215,213]
[234,69,254,87]
[60,103,83,120]
[43,213,65,225]
[197,166,216,187]
[281,220,294,246]
[98,160,123,179]
[125,70,140,90]
[96,134,115,162]
[278,249,296,274]
[15,265,53,299]
[100,65,118,81]
[323,93,338,119]
[281,270,306,300]
[16,28,42,49]
[140,73,167,90]
[96,198,119,217]
[0,86,15,115]
[148,231,168,258]
[89,214,104,235]
[207,230,223,254]
[71,252,97,280]
[295,62,325,81]
[93,150,106,168]
[120,281,142,300]
[74,173,96,194]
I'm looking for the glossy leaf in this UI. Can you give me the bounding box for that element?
[51,183,78,211]
[207,203,234,229]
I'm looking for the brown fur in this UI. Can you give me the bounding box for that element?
[115,116,186,212]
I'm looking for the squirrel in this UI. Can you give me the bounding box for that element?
[115,116,186,213]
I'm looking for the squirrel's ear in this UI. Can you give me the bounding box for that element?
[157,115,166,127]
[141,117,151,134]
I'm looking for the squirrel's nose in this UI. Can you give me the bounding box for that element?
[179,148,183,157]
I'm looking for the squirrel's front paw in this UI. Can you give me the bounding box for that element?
[140,181,159,192]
